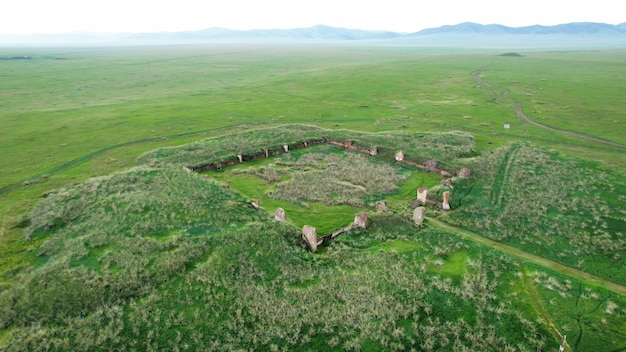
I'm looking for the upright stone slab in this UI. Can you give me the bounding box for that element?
[237,154,243,163]
[442,191,451,210]
[395,151,404,162]
[354,212,369,228]
[274,208,286,222]
[369,146,378,156]
[283,144,289,152]
[344,140,352,148]
[251,199,260,210]
[263,149,269,158]
[413,207,425,226]
[417,187,428,204]
[302,225,318,252]
[457,168,472,178]
[376,200,389,212]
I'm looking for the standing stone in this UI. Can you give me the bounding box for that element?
[302,225,318,252]
[237,154,243,163]
[395,151,404,162]
[353,212,369,228]
[426,159,438,171]
[274,208,286,222]
[344,140,352,148]
[283,144,289,152]
[375,200,389,212]
[369,146,378,156]
[457,168,472,178]
[251,199,260,210]
[442,191,451,210]
[413,206,425,226]
[417,187,428,204]
[263,149,269,158]
[304,141,308,147]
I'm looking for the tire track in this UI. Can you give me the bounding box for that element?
[476,58,626,150]
[427,217,626,297]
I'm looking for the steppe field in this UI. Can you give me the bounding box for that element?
[1,44,625,351]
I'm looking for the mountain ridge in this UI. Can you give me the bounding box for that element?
[1,22,625,46]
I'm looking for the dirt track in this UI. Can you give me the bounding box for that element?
[473,59,626,150]
[428,217,626,296]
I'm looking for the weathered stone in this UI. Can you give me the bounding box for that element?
[457,168,472,178]
[369,146,378,156]
[409,199,421,208]
[395,151,404,162]
[251,199,260,209]
[182,166,191,173]
[274,208,286,222]
[223,183,230,190]
[302,225,318,252]
[237,154,243,163]
[375,200,389,212]
[304,141,308,147]
[442,191,450,210]
[417,187,428,203]
[440,178,452,186]
[283,144,289,152]
[413,206,425,226]
[353,212,369,228]
[426,159,438,170]
[440,170,451,177]
[344,140,352,148]
[263,148,269,157]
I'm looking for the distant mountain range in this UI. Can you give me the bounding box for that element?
[2,22,625,46]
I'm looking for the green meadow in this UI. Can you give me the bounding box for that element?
[0,45,625,351]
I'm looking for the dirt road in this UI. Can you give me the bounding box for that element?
[427,217,626,296]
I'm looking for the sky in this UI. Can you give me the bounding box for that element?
[1,0,624,35]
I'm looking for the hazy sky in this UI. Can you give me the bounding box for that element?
[2,0,624,35]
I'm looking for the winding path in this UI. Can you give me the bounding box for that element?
[473,58,626,150]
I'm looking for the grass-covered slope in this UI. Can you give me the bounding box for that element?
[446,144,626,284]
[137,124,476,170]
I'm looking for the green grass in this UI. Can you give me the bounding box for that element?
[1,45,625,351]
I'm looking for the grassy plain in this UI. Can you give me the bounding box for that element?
[1,44,625,351]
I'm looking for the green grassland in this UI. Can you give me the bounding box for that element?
[1,45,625,351]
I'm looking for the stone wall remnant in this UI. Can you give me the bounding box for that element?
[274,208,286,222]
[302,225,318,252]
[413,206,425,226]
[395,151,404,162]
[354,212,369,228]
[442,191,450,210]
[417,187,428,204]
[426,159,438,171]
